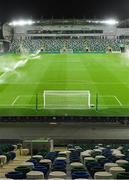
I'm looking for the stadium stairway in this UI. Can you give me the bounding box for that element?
[0,144,31,179]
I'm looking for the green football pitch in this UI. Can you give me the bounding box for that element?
[0,52,129,116]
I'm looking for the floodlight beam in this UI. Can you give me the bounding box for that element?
[9,19,35,26]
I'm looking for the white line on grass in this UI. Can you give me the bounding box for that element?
[11,96,20,106]
[10,82,129,85]
[4,81,129,85]
[114,96,123,106]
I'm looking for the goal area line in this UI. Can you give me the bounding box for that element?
[95,95,123,108]
[7,94,123,110]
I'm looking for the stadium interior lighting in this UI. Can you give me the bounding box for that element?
[9,19,35,26]
[87,19,119,25]
[101,19,119,25]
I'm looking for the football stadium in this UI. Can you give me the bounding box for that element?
[0,19,129,116]
[1,7,129,180]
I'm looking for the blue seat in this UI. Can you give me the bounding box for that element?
[125,157,129,162]
[46,152,58,157]
[5,171,26,179]
[99,159,112,166]
[33,165,48,177]
[90,166,104,178]
[45,152,58,162]
[54,160,66,166]
[86,162,101,171]
[27,159,38,166]
[102,149,112,158]
[52,163,66,173]
[53,163,66,168]
[8,151,16,160]
[70,157,80,163]
[71,171,90,179]
[39,162,49,170]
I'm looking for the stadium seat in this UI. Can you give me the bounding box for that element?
[8,151,16,160]
[27,159,38,166]
[116,159,128,166]
[10,37,124,53]
[15,166,31,175]
[49,171,67,179]
[5,171,26,179]
[90,166,104,178]
[117,172,129,179]
[40,158,52,169]
[32,155,43,162]
[109,167,125,178]
[95,155,106,162]
[86,162,101,171]
[20,162,34,169]
[33,165,48,177]
[70,162,84,168]
[56,157,67,161]
[104,163,118,172]
[84,157,95,165]
[121,163,129,172]
[27,170,44,179]
[0,155,7,166]
[94,171,113,179]
[71,171,90,179]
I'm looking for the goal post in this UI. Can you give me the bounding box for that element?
[43,90,91,109]
[60,48,73,54]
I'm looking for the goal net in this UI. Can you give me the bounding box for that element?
[43,90,91,109]
[60,48,73,54]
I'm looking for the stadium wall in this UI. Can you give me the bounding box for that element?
[12,24,129,39]
[0,118,129,140]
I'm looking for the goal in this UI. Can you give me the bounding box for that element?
[43,90,91,109]
[60,48,73,54]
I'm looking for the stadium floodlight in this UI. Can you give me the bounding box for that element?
[87,19,119,25]
[101,19,119,25]
[9,19,35,26]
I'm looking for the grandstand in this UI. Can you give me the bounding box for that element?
[1,18,129,180]
[1,141,129,179]
[6,19,128,53]
[10,37,124,53]
[9,19,128,53]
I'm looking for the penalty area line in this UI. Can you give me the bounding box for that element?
[114,96,123,106]
[11,96,20,106]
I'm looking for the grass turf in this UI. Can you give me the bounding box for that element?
[0,52,129,116]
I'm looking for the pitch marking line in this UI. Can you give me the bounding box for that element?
[114,96,123,106]
[11,96,20,106]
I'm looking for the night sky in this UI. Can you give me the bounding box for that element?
[0,0,129,22]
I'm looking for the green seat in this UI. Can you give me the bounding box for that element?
[71,166,86,172]
[4,153,11,162]
[117,172,129,179]
[15,166,31,174]
[121,164,129,172]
